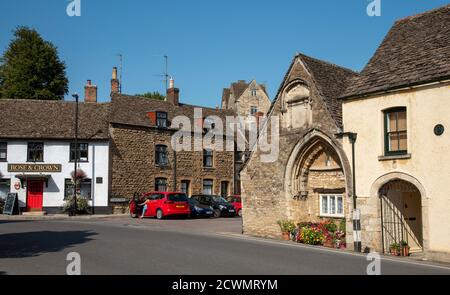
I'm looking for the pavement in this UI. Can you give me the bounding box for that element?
[1,216,449,275]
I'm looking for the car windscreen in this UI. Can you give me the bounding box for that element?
[188,198,199,205]
[168,193,188,202]
[212,196,228,203]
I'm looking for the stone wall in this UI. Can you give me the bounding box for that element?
[241,57,353,240]
[110,124,235,205]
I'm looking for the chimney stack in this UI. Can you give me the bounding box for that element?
[84,80,97,103]
[166,78,179,105]
[111,67,120,95]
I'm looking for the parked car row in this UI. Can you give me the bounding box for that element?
[129,192,242,220]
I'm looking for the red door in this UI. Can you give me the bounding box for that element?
[27,181,44,211]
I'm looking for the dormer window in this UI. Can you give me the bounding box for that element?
[156,112,168,128]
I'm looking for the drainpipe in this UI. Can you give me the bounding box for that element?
[336,132,361,252]
[173,150,177,191]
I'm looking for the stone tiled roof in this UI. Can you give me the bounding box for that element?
[341,4,450,99]
[271,53,359,127]
[0,99,110,140]
[111,94,236,129]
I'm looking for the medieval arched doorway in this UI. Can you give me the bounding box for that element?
[288,137,347,222]
[379,179,423,254]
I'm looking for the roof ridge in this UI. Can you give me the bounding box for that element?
[394,3,450,24]
[297,53,359,76]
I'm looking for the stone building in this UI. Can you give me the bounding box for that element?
[240,53,358,239]
[221,80,271,118]
[340,5,450,262]
[109,77,237,212]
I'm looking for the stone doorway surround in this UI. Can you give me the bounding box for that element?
[370,172,429,256]
[283,129,353,228]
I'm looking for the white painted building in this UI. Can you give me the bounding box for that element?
[0,98,111,214]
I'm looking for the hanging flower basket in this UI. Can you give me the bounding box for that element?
[71,169,87,181]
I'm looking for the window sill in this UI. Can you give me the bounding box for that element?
[320,214,345,219]
[155,164,170,168]
[378,154,411,161]
[203,167,215,170]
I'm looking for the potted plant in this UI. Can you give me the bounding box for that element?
[401,240,410,257]
[389,242,400,256]
[277,220,296,241]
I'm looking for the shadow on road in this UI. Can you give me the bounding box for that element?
[0,230,97,259]
[0,220,32,225]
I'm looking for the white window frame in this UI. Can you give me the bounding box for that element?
[319,194,344,218]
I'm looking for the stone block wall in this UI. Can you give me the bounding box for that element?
[110,124,235,205]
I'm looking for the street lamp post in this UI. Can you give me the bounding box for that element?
[72,93,79,217]
[336,132,361,252]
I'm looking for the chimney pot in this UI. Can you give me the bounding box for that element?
[169,78,175,89]
[111,67,120,95]
[84,80,97,103]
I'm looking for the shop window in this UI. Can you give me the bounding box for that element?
[70,143,89,162]
[155,145,169,166]
[0,142,7,161]
[0,179,10,200]
[203,179,214,195]
[27,142,44,162]
[155,178,167,192]
[64,178,92,199]
[320,194,344,218]
[384,107,407,155]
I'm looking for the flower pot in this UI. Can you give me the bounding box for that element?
[390,249,400,256]
[324,239,334,248]
[401,246,410,257]
[282,232,291,241]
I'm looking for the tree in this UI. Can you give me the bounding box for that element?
[135,91,166,100]
[0,27,68,100]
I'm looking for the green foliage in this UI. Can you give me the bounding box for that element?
[339,218,346,232]
[277,220,296,233]
[390,242,400,251]
[0,26,68,100]
[299,226,325,245]
[323,221,338,233]
[0,198,4,213]
[135,91,166,100]
[62,196,89,215]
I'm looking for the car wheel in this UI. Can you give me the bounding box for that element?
[213,209,221,218]
[237,209,242,217]
[156,209,164,220]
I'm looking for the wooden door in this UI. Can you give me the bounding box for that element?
[27,181,44,211]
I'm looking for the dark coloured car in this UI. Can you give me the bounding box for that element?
[226,195,242,217]
[191,195,236,218]
[188,198,214,218]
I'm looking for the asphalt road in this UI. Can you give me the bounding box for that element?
[1,218,449,275]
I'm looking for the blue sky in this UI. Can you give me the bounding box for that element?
[0,0,449,106]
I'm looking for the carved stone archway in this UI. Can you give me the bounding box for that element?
[283,129,353,220]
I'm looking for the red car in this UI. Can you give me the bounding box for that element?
[130,192,190,219]
[226,195,242,217]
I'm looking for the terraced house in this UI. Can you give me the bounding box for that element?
[340,4,450,262]
[108,75,238,213]
[0,98,111,214]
